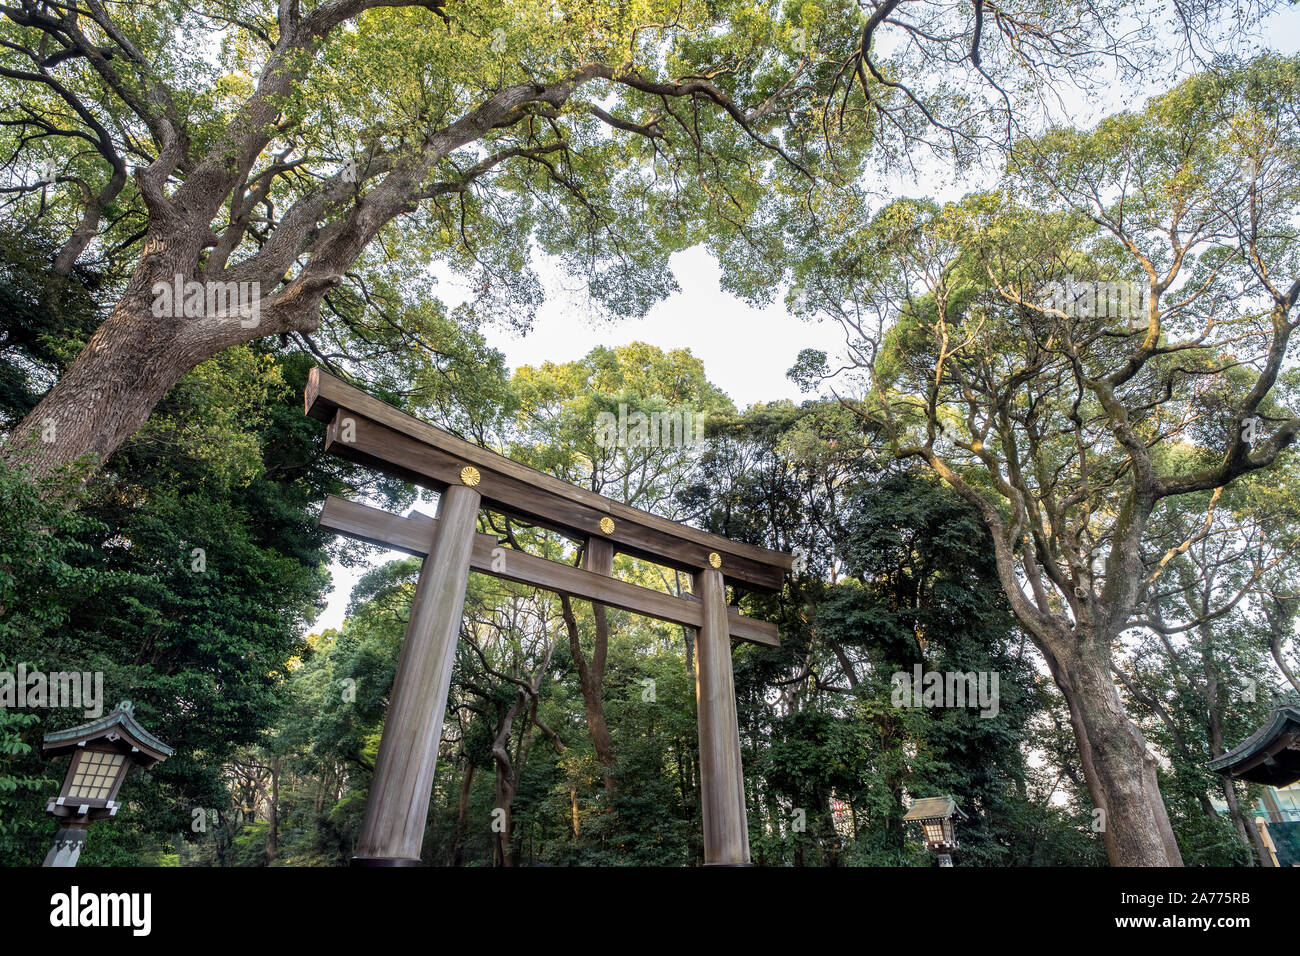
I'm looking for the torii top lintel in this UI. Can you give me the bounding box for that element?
[305,367,793,591]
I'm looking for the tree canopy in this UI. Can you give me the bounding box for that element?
[1,0,1298,871]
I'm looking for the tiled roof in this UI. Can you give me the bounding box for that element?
[42,701,174,761]
[1208,706,1300,786]
[902,795,968,821]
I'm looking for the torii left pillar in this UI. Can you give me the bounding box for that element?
[696,567,751,865]
[352,484,480,865]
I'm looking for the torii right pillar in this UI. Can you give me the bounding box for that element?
[695,567,751,865]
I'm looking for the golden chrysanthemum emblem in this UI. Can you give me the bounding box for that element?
[599,516,615,535]
[460,466,481,486]
[708,552,722,569]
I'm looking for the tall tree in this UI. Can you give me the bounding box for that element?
[0,0,825,484]
[787,58,1300,864]
[687,404,1087,865]
[1120,466,1300,864]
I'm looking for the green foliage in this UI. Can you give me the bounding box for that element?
[5,50,1294,869]
[0,241,354,863]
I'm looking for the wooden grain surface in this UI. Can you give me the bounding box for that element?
[320,495,780,648]
[307,366,792,591]
[695,567,752,865]
[353,484,480,862]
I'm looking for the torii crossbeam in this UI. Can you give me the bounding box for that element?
[305,367,791,866]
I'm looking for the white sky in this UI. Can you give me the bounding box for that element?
[482,250,848,408]
[312,249,849,634]
[310,8,1300,636]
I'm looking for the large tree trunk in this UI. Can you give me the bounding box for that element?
[583,607,618,792]
[491,697,524,868]
[1203,639,1269,865]
[6,305,196,479]
[1,256,310,483]
[266,757,280,863]
[559,591,617,796]
[1223,778,1269,866]
[1048,634,1183,866]
[451,760,475,867]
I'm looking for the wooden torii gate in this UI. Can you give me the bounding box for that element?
[304,368,791,866]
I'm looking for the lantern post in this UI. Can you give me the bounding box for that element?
[40,701,173,867]
[902,795,968,867]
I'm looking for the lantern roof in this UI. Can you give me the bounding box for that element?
[42,701,174,767]
[902,795,968,822]
[1208,705,1300,787]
